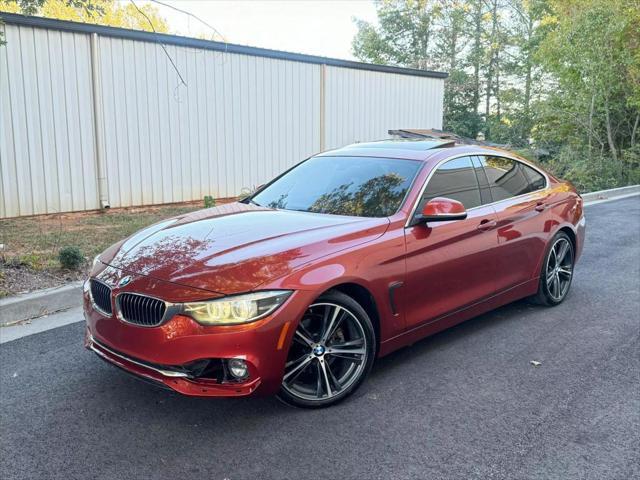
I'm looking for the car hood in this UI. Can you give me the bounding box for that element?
[100,202,389,294]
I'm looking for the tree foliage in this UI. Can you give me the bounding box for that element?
[0,0,168,33]
[353,0,640,191]
[353,0,440,69]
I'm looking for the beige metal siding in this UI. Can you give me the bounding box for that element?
[0,24,99,217]
[325,66,444,150]
[0,21,444,218]
[96,37,321,208]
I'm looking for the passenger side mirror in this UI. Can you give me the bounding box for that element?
[415,197,467,224]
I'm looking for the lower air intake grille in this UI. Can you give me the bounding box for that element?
[117,293,167,327]
[90,280,112,315]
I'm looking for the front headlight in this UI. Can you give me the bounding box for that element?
[182,290,292,325]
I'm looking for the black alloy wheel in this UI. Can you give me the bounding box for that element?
[278,290,375,408]
[535,231,575,306]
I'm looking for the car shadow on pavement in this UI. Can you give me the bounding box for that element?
[370,299,538,376]
[86,297,543,423]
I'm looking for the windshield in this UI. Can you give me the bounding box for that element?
[250,156,422,217]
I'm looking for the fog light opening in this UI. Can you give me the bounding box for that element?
[227,358,249,380]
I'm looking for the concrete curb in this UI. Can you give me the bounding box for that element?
[0,281,83,326]
[1,184,638,327]
[581,185,640,203]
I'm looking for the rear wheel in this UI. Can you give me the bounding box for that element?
[534,232,574,306]
[277,291,375,408]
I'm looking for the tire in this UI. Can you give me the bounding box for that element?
[277,290,376,408]
[533,231,575,306]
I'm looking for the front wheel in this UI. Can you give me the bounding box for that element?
[277,291,375,408]
[534,231,575,306]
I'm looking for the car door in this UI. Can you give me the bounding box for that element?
[478,155,550,292]
[403,156,500,331]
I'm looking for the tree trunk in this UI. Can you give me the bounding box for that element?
[631,113,639,147]
[495,64,501,121]
[472,2,482,117]
[485,0,499,137]
[604,102,618,162]
[450,25,458,71]
[523,16,533,138]
[588,93,595,153]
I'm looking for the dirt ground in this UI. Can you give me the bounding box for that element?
[0,201,224,297]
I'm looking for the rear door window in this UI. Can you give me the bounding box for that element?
[471,156,493,205]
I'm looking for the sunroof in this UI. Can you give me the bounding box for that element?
[344,140,453,150]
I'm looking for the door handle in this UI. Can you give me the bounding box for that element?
[535,202,546,212]
[477,219,497,231]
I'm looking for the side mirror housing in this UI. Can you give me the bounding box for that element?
[415,197,467,224]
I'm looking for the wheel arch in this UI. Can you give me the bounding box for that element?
[320,282,381,355]
[558,226,577,251]
[532,223,578,281]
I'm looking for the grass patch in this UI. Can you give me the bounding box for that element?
[0,203,203,297]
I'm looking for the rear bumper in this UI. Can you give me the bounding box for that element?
[575,214,586,262]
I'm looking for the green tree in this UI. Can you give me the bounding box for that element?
[534,0,639,188]
[353,0,639,190]
[353,0,440,70]
[1,0,99,16]
[354,1,486,138]
[1,0,169,37]
[504,0,551,140]
[468,0,485,120]
[431,1,483,137]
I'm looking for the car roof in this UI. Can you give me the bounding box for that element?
[316,139,520,163]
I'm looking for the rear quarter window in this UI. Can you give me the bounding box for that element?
[523,164,546,191]
[481,156,546,202]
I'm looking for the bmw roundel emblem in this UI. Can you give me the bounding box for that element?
[313,345,326,356]
[117,275,132,288]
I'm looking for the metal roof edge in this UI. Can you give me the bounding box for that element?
[0,13,449,79]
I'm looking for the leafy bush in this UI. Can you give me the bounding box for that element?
[58,246,84,270]
[203,195,216,208]
[541,146,640,193]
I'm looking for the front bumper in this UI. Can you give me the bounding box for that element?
[85,331,262,396]
[83,278,314,397]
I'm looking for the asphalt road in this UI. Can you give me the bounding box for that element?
[1,197,639,480]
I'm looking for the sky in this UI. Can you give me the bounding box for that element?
[140,0,379,61]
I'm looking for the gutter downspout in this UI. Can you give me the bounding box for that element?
[90,32,109,209]
[320,63,326,152]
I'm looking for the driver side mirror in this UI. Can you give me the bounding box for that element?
[414,197,467,224]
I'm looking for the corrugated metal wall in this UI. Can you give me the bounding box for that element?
[325,66,444,149]
[97,37,321,207]
[0,24,99,218]
[0,19,445,218]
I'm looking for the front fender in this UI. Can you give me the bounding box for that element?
[260,225,408,347]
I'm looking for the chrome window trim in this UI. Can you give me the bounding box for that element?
[89,278,113,317]
[114,291,180,328]
[405,151,550,227]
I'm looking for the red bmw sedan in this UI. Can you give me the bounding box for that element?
[84,140,585,407]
